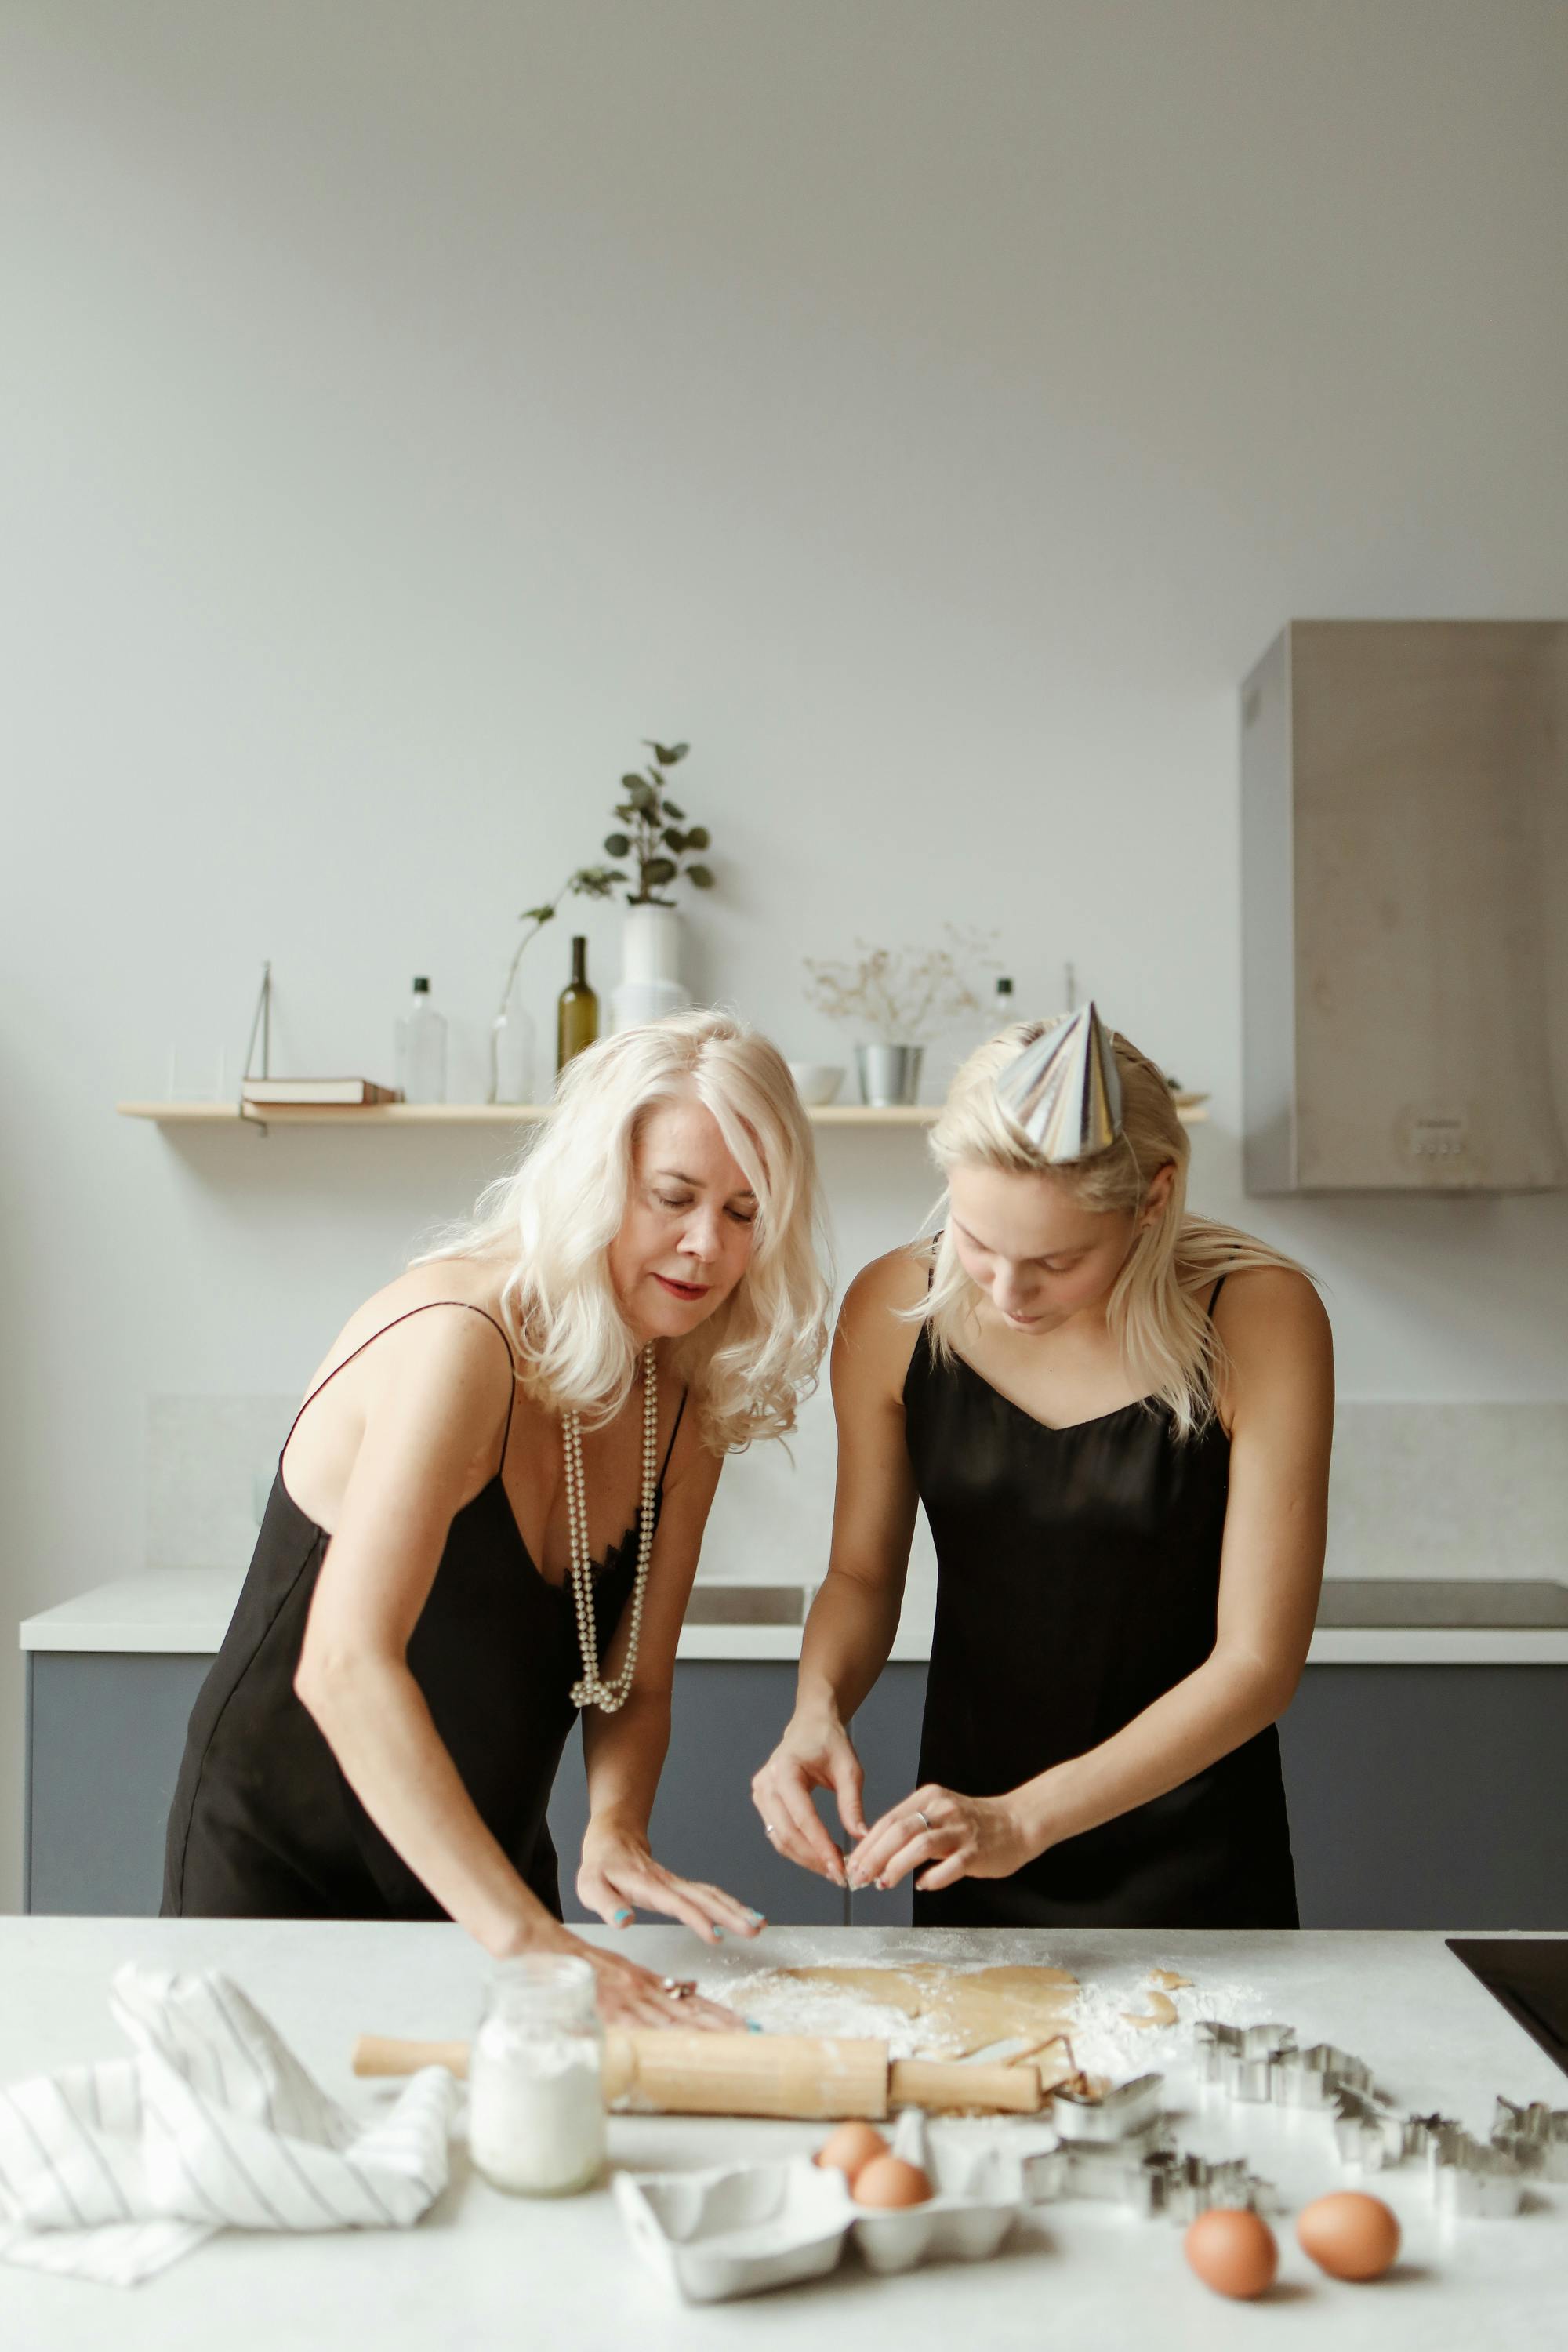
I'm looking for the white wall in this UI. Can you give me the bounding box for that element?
[4,0,1566,1909]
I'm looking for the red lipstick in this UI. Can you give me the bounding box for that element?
[655,1274,710,1301]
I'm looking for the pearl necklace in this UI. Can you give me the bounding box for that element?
[564,1342,658,1713]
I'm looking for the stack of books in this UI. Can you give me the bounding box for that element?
[240,1078,401,1107]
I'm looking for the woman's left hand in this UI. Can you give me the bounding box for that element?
[577,1820,767,1947]
[844,1784,1042,1894]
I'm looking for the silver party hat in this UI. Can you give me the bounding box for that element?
[994,1003,1123,1161]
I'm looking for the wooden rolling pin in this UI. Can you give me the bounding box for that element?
[353,2030,1047,2119]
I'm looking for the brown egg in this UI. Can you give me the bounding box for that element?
[1297,2191,1400,2281]
[814,2122,888,2183]
[1184,2207,1279,2299]
[851,2153,934,2208]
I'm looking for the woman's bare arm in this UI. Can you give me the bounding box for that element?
[848,1268,1334,1893]
[750,1252,924,1882]
[292,1309,732,2024]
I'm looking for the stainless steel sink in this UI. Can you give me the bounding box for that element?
[1315,1578,1568,1629]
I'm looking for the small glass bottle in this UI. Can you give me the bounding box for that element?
[992,974,1015,1031]
[556,935,599,1073]
[489,979,537,1106]
[395,975,447,1104]
[468,1955,605,2196]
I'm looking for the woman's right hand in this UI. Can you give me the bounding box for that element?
[750,1712,867,1885]
[521,1922,741,2032]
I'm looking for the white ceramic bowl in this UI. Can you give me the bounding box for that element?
[787,1062,845,1106]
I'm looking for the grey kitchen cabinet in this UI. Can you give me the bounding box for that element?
[1276,1667,1568,1929]
[847,1664,1568,1931]
[548,1661,844,1929]
[24,1650,1568,1931]
[24,1653,844,1926]
[26,1653,212,1916]
[845,1664,930,1928]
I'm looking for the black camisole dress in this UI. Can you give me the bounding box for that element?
[163,1301,684,1922]
[903,1276,1298,1930]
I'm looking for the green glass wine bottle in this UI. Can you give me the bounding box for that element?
[557,935,599,1072]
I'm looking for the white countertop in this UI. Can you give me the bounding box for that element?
[18,1570,1568,1665]
[2,1918,1563,2349]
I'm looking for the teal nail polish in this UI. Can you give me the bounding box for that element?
[711,1926,725,1941]
[613,1907,633,1925]
[746,2020,764,2034]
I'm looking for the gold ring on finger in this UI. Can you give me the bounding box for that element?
[660,1976,696,2000]
[915,1809,931,1832]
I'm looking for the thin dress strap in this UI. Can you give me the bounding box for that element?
[281,1301,517,1471]
[1207,1273,1229,1319]
[659,1386,689,1486]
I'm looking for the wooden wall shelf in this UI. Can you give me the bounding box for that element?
[118,1097,1209,1130]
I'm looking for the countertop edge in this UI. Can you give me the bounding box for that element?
[19,1573,1568,1666]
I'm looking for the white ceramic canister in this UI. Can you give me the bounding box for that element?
[468,1955,606,2195]
[609,903,691,1032]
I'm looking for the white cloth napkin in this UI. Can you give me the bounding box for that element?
[0,1963,456,2286]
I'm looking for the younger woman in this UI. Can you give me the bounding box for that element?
[753,1008,1331,1929]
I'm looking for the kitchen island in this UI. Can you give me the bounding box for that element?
[2,1918,1564,2349]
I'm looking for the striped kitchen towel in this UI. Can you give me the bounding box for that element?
[0,1962,456,2286]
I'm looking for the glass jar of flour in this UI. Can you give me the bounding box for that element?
[469,1955,606,2195]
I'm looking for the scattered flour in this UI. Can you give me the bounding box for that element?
[695,1956,1278,2088]
[695,1967,942,2059]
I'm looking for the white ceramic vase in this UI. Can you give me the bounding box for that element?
[610,903,692,1032]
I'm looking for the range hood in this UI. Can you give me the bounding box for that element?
[1240,620,1567,1193]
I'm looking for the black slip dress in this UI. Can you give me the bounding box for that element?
[904,1276,1298,1930]
[162,1301,684,1922]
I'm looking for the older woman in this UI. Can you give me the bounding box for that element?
[164,1013,829,2026]
[753,1007,1332,1931]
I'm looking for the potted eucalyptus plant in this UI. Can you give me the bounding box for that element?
[598,740,716,1030]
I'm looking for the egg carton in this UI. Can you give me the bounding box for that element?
[612,2111,1022,2303]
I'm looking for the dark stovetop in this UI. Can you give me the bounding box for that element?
[1449,1940,1568,2078]
[1316,1579,1568,1630]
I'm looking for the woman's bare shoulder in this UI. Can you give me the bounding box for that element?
[309,1256,515,1388]
[1211,1265,1333,1409]
[842,1243,931,1319]
[834,1246,931,1388]
[1211,1262,1329,1338]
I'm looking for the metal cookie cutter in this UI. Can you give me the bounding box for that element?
[1332,2085,1420,2170]
[1492,2099,1568,2183]
[1144,2148,1272,2224]
[1061,2133,1176,2209]
[1426,2123,1527,2220]
[1269,2042,1376,2111]
[1016,2074,1171,2209]
[1051,2073,1166,2144]
[1194,2021,1296,2102]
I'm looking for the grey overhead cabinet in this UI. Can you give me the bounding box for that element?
[1240,620,1568,1195]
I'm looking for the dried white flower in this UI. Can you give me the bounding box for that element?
[803,926,1000,1045]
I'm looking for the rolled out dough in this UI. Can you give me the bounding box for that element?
[777,1962,1080,2060]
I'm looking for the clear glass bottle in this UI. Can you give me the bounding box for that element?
[488,979,537,1106]
[992,974,1015,1031]
[468,1955,605,2196]
[556,935,599,1073]
[395,975,447,1104]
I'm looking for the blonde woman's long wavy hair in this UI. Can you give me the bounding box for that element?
[422,1011,832,1452]
[920,1020,1312,1439]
